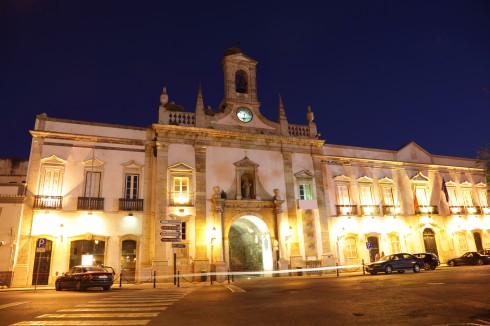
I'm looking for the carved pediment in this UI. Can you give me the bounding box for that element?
[357,175,373,183]
[379,177,394,184]
[445,180,457,187]
[333,174,350,182]
[294,170,314,179]
[234,157,259,168]
[476,182,487,188]
[460,181,473,188]
[82,157,106,167]
[41,155,66,165]
[121,160,144,169]
[168,162,194,172]
[411,171,429,183]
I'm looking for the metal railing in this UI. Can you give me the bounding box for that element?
[34,195,63,209]
[119,198,144,211]
[77,197,104,210]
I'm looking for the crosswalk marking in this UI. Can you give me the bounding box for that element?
[38,313,159,318]
[59,307,168,312]
[12,321,151,325]
[77,303,173,307]
[0,301,30,310]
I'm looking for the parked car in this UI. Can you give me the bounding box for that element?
[447,252,490,266]
[366,253,424,275]
[478,249,490,256]
[413,253,440,270]
[55,265,114,291]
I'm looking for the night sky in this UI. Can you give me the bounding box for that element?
[2,1,490,160]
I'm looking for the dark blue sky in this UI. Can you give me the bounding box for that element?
[1,1,490,159]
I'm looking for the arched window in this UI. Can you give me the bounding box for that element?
[235,70,248,93]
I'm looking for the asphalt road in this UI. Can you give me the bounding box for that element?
[1,266,489,326]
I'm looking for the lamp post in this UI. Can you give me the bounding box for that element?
[210,226,217,264]
[285,226,293,270]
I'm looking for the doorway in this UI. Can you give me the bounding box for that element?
[423,228,439,257]
[473,232,483,252]
[32,239,53,286]
[367,236,379,262]
[228,216,272,274]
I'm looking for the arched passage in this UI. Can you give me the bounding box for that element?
[228,216,273,274]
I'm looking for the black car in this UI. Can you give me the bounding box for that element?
[447,252,490,266]
[478,249,490,256]
[55,265,114,291]
[413,253,440,270]
[366,253,424,275]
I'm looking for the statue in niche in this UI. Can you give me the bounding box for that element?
[242,178,253,199]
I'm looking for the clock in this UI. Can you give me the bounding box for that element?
[236,107,253,123]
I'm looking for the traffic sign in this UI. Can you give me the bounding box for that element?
[366,242,372,249]
[36,238,47,253]
[172,243,186,249]
[160,231,182,237]
[161,225,181,231]
[160,237,181,242]
[160,219,181,225]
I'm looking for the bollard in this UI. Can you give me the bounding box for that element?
[227,272,230,284]
[362,259,365,275]
[153,270,156,288]
[177,271,180,288]
[119,273,122,287]
[210,271,213,285]
[336,262,339,277]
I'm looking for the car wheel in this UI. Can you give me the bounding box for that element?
[413,264,421,273]
[55,282,61,291]
[103,286,110,291]
[369,272,377,275]
[430,266,437,270]
[424,263,431,270]
[476,259,483,265]
[448,260,455,267]
[75,281,84,291]
[385,265,393,274]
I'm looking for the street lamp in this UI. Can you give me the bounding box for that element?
[210,226,217,264]
[285,226,293,270]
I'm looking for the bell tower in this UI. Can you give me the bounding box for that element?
[219,47,260,114]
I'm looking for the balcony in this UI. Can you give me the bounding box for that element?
[383,205,401,216]
[465,206,482,215]
[335,205,358,216]
[415,205,439,215]
[77,197,104,210]
[360,205,380,216]
[449,206,465,214]
[34,195,63,209]
[168,192,195,206]
[480,206,490,215]
[119,198,144,211]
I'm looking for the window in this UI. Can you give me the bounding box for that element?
[462,188,473,207]
[359,184,374,205]
[41,168,62,196]
[415,187,429,206]
[84,171,101,197]
[344,236,358,259]
[390,235,401,253]
[299,183,312,200]
[338,185,351,205]
[381,187,395,206]
[235,70,248,93]
[168,163,194,206]
[173,176,189,204]
[477,188,488,207]
[181,222,187,240]
[125,174,139,199]
[447,188,458,206]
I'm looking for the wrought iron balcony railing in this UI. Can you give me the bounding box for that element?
[77,197,104,211]
[415,205,439,215]
[382,205,401,216]
[360,205,380,216]
[34,195,63,209]
[119,198,144,211]
[449,206,465,214]
[168,192,195,206]
[335,205,358,216]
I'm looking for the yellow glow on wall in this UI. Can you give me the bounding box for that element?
[82,254,93,265]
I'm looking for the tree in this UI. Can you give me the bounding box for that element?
[476,145,490,184]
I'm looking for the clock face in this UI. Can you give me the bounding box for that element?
[236,107,253,123]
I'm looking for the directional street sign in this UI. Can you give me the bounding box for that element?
[172,243,186,249]
[161,225,181,231]
[160,231,182,237]
[161,237,181,242]
[160,219,181,225]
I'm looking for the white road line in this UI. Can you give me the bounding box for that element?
[224,285,246,293]
[37,313,159,318]
[0,301,30,310]
[98,298,180,301]
[11,321,151,325]
[59,307,168,312]
[77,303,173,307]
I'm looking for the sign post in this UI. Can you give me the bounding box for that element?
[35,238,47,290]
[160,220,182,285]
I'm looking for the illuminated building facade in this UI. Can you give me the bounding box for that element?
[10,48,489,287]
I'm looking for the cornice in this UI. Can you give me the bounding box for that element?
[29,130,145,147]
[152,124,325,147]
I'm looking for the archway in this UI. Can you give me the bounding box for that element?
[423,228,439,257]
[228,216,273,274]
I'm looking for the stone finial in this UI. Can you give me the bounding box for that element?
[306,106,314,123]
[160,87,169,106]
[273,189,281,200]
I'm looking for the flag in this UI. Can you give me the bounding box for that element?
[441,177,449,203]
[413,191,419,211]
